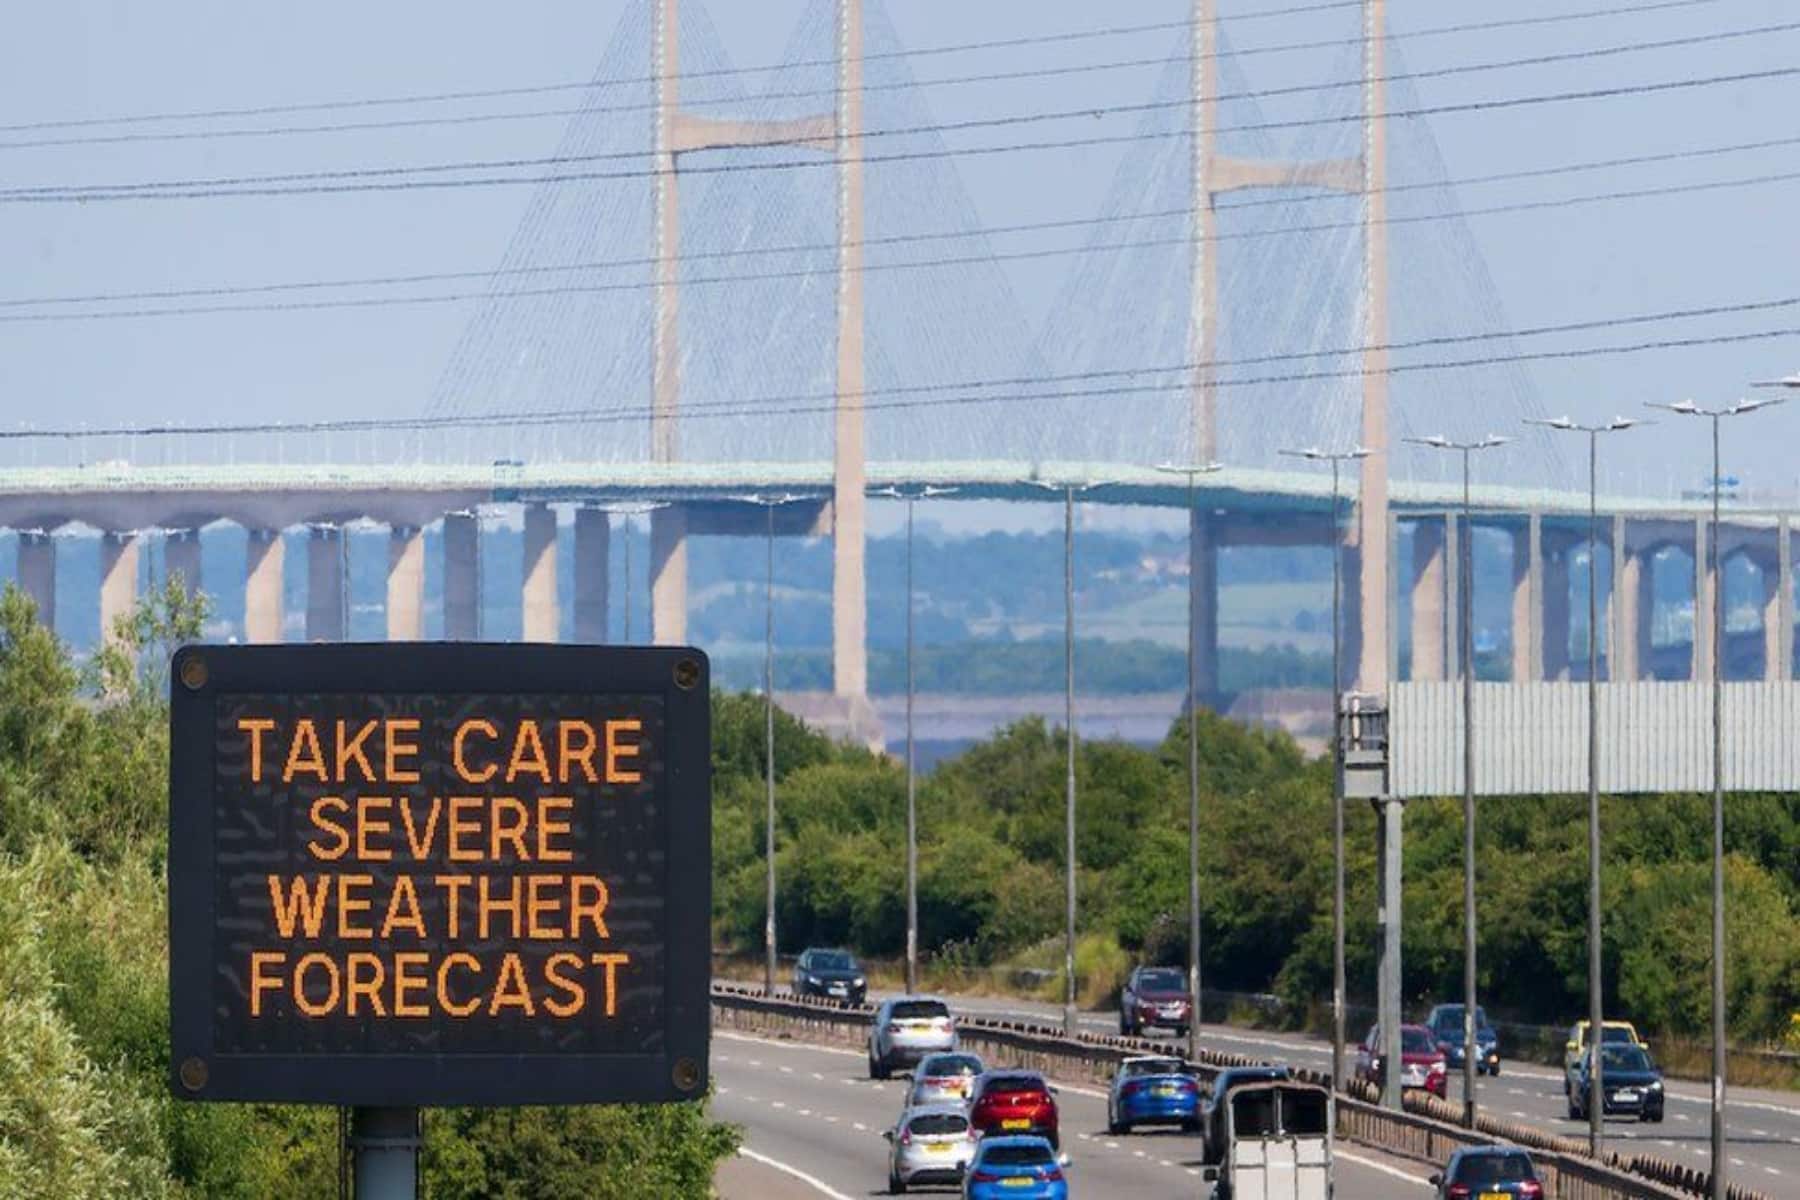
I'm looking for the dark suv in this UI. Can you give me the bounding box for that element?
[1424,1002,1501,1076]
[792,948,867,1005]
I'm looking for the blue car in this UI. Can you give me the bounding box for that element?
[962,1135,1067,1200]
[1106,1055,1200,1134]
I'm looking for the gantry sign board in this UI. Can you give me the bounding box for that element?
[168,643,710,1107]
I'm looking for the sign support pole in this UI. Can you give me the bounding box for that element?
[350,1107,420,1199]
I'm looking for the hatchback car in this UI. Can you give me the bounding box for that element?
[870,997,957,1079]
[885,1103,976,1193]
[961,1135,1067,1200]
[1107,1055,1200,1134]
[793,947,868,1005]
[1430,1146,1544,1198]
[909,1052,985,1108]
[1355,1024,1447,1098]
[1119,965,1193,1037]
[1425,1003,1501,1076]
[968,1071,1060,1149]
[1568,1043,1665,1123]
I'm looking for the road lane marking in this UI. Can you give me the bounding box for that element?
[736,1148,856,1200]
[1337,1149,1433,1188]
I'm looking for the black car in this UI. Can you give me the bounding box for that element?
[1200,1065,1294,1164]
[1430,1147,1544,1198]
[1424,1002,1502,1076]
[1569,1043,1665,1122]
[792,948,867,1004]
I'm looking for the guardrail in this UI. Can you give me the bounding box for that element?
[709,985,1774,1200]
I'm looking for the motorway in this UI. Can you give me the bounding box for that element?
[712,1029,1434,1199]
[721,986,1800,1195]
[931,991,1800,1190]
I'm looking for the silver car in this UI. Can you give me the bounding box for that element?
[907,1052,985,1108]
[869,996,957,1079]
[883,1103,975,1193]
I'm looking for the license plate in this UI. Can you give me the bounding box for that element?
[1001,1118,1031,1130]
[1480,1192,1507,1200]
[829,984,846,993]
[1000,1180,1033,1190]
[1615,1089,1638,1102]
[926,1143,954,1154]
[1404,1068,1425,1085]
[1154,1085,1180,1098]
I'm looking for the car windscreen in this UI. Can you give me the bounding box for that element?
[983,1076,1047,1096]
[1600,1046,1652,1072]
[980,1143,1054,1167]
[907,1113,968,1137]
[1125,1059,1185,1078]
[1137,969,1184,991]
[1402,1028,1436,1054]
[891,1001,949,1021]
[1601,1026,1634,1044]
[1456,1153,1536,1184]
[922,1055,982,1076]
[811,951,854,970]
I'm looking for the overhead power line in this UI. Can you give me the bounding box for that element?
[6,129,1794,314]
[3,163,1795,321]
[0,0,1726,139]
[7,294,1798,438]
[9,62,1795,205]
[2,14,1785,153]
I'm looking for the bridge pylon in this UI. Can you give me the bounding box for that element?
[650,0,868,704]
[1189,0,1390,696]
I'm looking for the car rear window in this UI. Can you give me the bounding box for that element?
[1402,1028,1436,1053]
[892,1001,949,1021]
[1138,969,1184,991]
[980,1143,1053,1166]
[1125,1059,1185,1077]
[983,1076,1047,1096]
[1457,1154,1536,1184]
[923,1055,982,1076]
[907,1113,968,1137]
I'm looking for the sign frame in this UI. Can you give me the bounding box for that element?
[168,642,711,1108]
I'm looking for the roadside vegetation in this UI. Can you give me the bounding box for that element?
[0,583,737,1199]
[712,690,1800,1065]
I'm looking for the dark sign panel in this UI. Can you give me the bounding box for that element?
[168,644,710,1106]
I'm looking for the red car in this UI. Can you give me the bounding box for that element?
[968,1071,1061,1150]
[1355,1024,1447,1098]
[1119,965,1193,1037]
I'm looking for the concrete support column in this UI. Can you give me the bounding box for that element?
[1409,518,1447,681]
[443,511,480,641]
[650,505,687,646]
[1693,517,1713,683]
[1778,519,1794,681]
[1617,546,1651,682]
[1509,517,1541,681]
[1610,516,1627,682]
[521,503,559,643]
[1446,515,1462,678]
[244,529,285,644]
[573,507,610,644]
[1542,537,1572,681]
[99,531,140,649]
[1190,510,1219,698]
[831,0,869,700]
[306,526,345,642]
[386,525,425,642]
[165,530,203,600]
[17,532,55,629]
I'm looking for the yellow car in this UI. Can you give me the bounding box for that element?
[1564,1020,1648,1095]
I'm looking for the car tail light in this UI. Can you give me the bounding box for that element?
[1445,1185,1470,1200]
[887,1023,902,1034]
[1121,1080,1145,1097]
[899,1130,912,1147]
[969,1169,1000,1183]
[1044,1167,1065,1182]
[1519,1183,1544,1199]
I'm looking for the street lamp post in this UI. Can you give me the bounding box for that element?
[1031,479,1109,1036]
[1647,396,1787,1200]
[1524,416,1640,1157]
[1403,433,1508,1128]
[874,485,959,996]
[1279,445,1369,1096]
[1155,461,1224,1062]
[741,493,813,997]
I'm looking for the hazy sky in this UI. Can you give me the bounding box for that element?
[1,0,1796,509]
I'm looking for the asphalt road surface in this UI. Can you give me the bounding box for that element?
[889,989,1800,1191]
[713,1029,1435,1198]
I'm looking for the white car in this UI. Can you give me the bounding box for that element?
[869,996,956,1079]
[883,1103,976,1193]
[907,1052,985,1108]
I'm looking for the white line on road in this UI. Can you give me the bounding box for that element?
[736,1148,857,1200]
[1337,1149,1433,1188]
